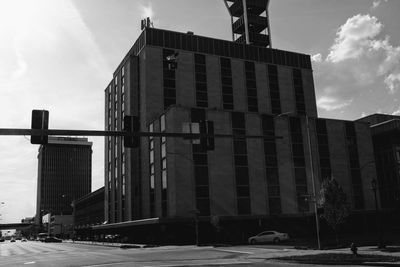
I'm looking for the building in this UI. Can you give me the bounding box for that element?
[358,114,400,209]
[35,137,92,225]
[73,187,105,240]
[98,3,378,243]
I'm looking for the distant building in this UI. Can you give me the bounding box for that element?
[73,187,104,239]
[35,137,92,225]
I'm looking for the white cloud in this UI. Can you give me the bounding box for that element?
[372,0,388,9]
[317,95,353,111]
[311,53,322,63]
[140,3,154,19]
[0,0,110,223]
[326,14,383,63]
[392,108,400,116]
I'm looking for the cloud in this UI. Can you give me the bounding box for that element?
[317,95,353,112]
[311,53,322,63]
[372,0,388,9]
[139,3,154,19]
[314,13,400,117]
[326,14,383,63]
[0,0,110,223]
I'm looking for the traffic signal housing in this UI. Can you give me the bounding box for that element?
[124,115,140,148]
[31,110,49,144]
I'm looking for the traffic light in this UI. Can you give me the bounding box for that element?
[124,115,140,148]
[199,120,214,151]
[31,110,49,144]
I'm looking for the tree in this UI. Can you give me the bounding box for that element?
[318,178,350,246]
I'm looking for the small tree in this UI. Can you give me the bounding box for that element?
[318,178,350,245]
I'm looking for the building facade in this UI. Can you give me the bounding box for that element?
[35,137,92,225]
[100,23,378,243]
[74,187,105,239]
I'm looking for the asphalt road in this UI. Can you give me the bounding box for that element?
[0,240,352,267]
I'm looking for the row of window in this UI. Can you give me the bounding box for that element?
[289,117,309,212]
[163,49,176,109]
[191,109,211,215]
[195,54,208,108]
[262,115,282,214]
[293,69,306,115]
[315,119,331,180]
[232,112,251,215]
[144,28,312,69]
[245,61,258,112]
[345,122,364,209]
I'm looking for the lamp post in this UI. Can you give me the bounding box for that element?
[278,113,321,249]
[305,115,321,250]
[371,179,384,248]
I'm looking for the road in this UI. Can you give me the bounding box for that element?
[0,241,337,267]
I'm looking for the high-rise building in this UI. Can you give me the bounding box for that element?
[35,137,92,224]
[97,5,378,244]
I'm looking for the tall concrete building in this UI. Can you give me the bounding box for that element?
[98,3,378,243]
[35,137,92,224]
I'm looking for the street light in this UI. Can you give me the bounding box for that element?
[371,179,384,248]
[278,113,321,250]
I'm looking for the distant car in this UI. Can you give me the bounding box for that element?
[44,237,62,243]
[248,231,290,244]
[0,238,5,242]
[21,238,27,242]
[16,237,22,240]
[10,238,16,243]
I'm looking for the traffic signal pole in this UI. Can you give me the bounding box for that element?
[0,128,282,140]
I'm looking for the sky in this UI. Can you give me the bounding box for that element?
[0,0,399,224]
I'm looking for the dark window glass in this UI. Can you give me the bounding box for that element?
[236,167,249,185]
[223,94,234,103]
[268,186,280,197]
[264,142,277,155]
[195,64,206,73]
[269,198,281,214]
[196,73,207,83]
[293,157,305,167]
[194,54,206,64]
[234,155,248,166]
[295,168,307,184]
[196,83,207,92]
[164,88,176,98]
[222,86,233,94]
[237,186,250,197]
[266,168,279,185]
[194,166,209,185]
[196,186,209,198]
[232,112,245,129]
[234,140,247,154]
[237,198,251,215]
[193,154,208,165]
[220,57,231,68]
[197,198,210,216]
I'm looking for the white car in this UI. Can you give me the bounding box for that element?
[248,231,289,244]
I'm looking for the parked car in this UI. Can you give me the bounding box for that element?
[21,238,27,242]
[0,238,5,242]
[10,238,16,242]
[44,237,62,243]
[248,230,290,244]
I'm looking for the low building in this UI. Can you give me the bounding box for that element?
[73,187,105,240]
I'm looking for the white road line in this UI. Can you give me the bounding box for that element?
[214,248,254,254]
[82,261,252,267]
[23,262,36,265]
[142,261,253,267]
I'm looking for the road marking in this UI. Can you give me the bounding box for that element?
[82,261,252,267]
[214,248,254,254]
[23,262,36,265]
[143,261,253,267]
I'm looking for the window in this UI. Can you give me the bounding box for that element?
[220,57,234,110]
[289,117,309,212]
[267,65,281,114]
[231,112,251,215]
[163,49,176,109]
[245,61,258,112]
[194,54,208,107]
